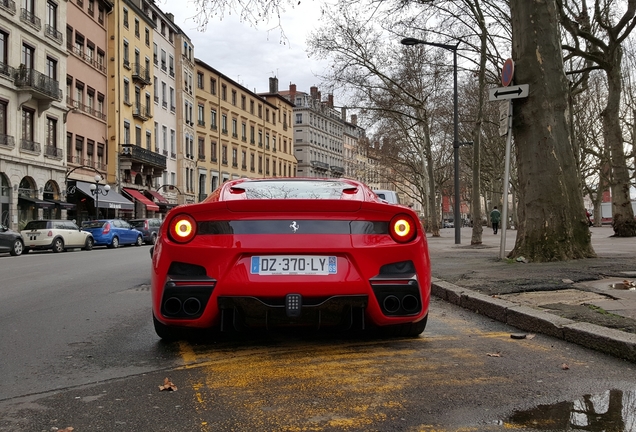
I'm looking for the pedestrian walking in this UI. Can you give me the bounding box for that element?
[490,206,501,234]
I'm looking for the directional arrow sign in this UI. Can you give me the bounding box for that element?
[488,84,529,101]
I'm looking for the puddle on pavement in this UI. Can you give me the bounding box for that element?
[504,388,636,431]
[610,282,636,290]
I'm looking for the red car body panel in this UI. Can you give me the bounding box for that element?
[151,178,431,337]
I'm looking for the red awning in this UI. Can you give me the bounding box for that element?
[145,189,169,203]
[123,188,160,211]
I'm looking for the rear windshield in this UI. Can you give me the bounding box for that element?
[82,221,106,229]
[24,221,49,230]
[233,180,356,199]
[129,220,145,228]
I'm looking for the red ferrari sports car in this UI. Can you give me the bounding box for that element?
[151,178,431,340]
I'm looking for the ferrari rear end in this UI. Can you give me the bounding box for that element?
[151,178,431,340]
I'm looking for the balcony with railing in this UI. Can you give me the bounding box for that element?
[132,103,150,121]
[311,160,330,171]
[131,63,151,86]
[68,44,106,73]
[45,25,63,45]
[0,133,15,149]
[331,165,345,175]
[0,61,14,79]
[20,139,41,154]
[67,97,107,121]
[45,145,63,159]
[14,67,62,101]
[1,0,16,15]
[120,144,167,170]
[20,8,41,30]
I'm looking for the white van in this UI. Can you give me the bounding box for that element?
[373,190,401,205]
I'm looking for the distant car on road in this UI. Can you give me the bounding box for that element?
[21,220,94,253]
[128,218,162,245]
[81,219,144,248]
[373,190,401,205]
[443,220,454,228]
[0,224,24,256]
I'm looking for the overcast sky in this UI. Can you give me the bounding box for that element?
[158,0,330,96]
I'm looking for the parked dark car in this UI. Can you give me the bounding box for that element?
[0,224,24,256]
[81,219,143,248]
[128,218,162,245]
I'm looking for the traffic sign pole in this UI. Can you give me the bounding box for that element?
[500,99,513,260]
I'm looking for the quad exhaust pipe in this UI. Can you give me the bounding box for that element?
[381,293,420,315]
[163,297,202,316]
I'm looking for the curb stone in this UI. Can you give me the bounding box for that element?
[431,280,636,363]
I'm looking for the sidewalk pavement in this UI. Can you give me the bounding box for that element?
[426,226,636,362]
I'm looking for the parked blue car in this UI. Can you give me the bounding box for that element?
[81,219,144,248]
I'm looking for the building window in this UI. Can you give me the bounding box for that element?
[232,118,237,138]
[211,141,217,162]
[210,78,216,95]
[123,8,128,27]
[210,109,217,130]
[134,18,139,37]
[221,144,227,164]
[198,136,205,160]
[145,28,150,46]
[232,147,238,167]
[221,84,227,101]
[46,1,58,31]
[197,72,204,89]
[231,90,236,105]
[46,117,57,148]
[296,113,302,124]
[46,56,57,80]
[22,43,35,68]
[221,114,227,134]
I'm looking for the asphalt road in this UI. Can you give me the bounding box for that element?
[1,246,635,431]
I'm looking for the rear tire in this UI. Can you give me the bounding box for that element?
[378,315,428,338]
[108,236,119,249]
[10,239,23,256]
[52,238,64,253]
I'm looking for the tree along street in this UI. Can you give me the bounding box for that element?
[1,248,635,431]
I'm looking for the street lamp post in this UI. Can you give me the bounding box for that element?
[401,37,461,244]
[89,174,110,220]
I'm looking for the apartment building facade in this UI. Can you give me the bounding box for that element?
[280,84,345,179]
[105,0,168,220]
[142,4,184,211]
[64,0,114,223]
[193,60,296,198]
[0,0,68,230]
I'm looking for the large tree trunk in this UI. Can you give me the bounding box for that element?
[509,0,595,262]
[602,56,636,237]
[470,14,488,245]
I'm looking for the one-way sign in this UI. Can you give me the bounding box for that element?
[488,84,529,101]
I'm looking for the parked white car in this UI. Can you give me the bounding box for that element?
[373,190,401,205]
[21,220,94,253]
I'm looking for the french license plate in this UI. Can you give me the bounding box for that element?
[251,255,337,275]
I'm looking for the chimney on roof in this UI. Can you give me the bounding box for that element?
[310,86,318,100]
[341,107,347,121]
[317,91,321,102]
[351,114,357,125]
[269,77,279,94]
[328,94,334,108]
[289,83,297,102]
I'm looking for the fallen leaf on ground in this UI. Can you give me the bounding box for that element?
[527,334,536,339]
[159,377,177,391]
[561,363,570,370]
[487,352,501,357]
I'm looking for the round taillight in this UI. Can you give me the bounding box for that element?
[389,214,417,243]
[168,214,197,243]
